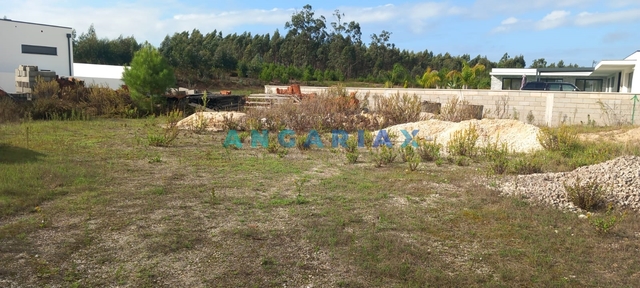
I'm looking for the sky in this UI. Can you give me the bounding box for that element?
[2,0,639,67]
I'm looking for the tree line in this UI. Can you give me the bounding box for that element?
[72,4,580,89]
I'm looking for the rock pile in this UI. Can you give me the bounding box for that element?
[499,156,640,212]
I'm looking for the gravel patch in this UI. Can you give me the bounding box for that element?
[499,156,640,212]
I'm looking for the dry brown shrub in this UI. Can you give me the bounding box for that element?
[0,96,23,123]
[85,85,132,117]
[245,89,367,133]
[439,97,483,122]
[373,93,421,127]
[32,77,60,99]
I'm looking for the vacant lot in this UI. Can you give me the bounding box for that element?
[1,118,639,287]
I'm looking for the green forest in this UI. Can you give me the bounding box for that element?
[72,4,578,89]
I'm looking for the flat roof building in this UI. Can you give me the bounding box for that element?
[490,51,639,93]
[0,18,74,93]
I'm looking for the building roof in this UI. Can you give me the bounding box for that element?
[0,18,72,30]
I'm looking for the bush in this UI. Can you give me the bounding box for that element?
[148,109,182,147]
[417,138,442,162]
[370,145,397,167]
[267,134,288,158]
[439,98,480,122]
[244,89,365,133]
[446,123,479,157]
[590,207,626,234]
[537,125,579,153]
[563,176,609,211]
[509,156,543,175]
[0,96,23,123]
[344,136,359,164]
[296,134,309,151]
[374,93,421,127]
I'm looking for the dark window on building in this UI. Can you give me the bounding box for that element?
[540,78,563,83]
[22,44,57,56]
[502,78,522,90]
[575,79,603,92]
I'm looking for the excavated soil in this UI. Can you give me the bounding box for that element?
[176,112,246,131]
[382,118,543,153]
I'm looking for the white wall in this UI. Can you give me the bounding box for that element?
[0,19,73,93]
[72,63,125,90]
[265,85,639,127]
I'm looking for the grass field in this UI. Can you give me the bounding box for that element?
[1,118,639,287]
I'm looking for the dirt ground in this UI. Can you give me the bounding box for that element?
[579,126,640,142]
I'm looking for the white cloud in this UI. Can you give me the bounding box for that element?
[575,9,640,25]
[491,17,531,34]
[501,17,519,25]
[470,0,599,18]
[536,10,571,30]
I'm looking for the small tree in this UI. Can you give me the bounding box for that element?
[122,44,175,113]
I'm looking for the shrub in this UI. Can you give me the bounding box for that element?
[446,123,479,157]
[400,146,421,171]
[32,77,60,99]
[267,134,287,158]
[439,98,479,122]
[417,138,442,162]
[370,145,397,167]
[374,93,421,127]
[148,109,182,147]
[399,145,416,163]
[344,135,359,164]
[509,156,543,175]
[537,125,579,153]
[238,131,250,143]
[455,156,471,166]
[296,134,309,151]
[0,96,23,123]
[590,207,626,234]
[563,176,609,211]
[84,85,132,117]
[244,90,364,133]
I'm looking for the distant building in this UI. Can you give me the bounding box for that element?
[490,50,640,93]
[0,18,74,93]
[73,63,126,90]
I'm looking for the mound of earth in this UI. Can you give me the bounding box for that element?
[499,156,640,212]
[381,119,543,154]
[176,112,246,131]
[579,126,640,143]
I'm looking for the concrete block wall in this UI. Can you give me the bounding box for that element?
[15,65,56,94]
[265,85,639,127]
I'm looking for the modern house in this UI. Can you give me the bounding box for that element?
[490,50,640,93]
[0,18,74,93]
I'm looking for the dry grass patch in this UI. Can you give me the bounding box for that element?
[1,119,639,287]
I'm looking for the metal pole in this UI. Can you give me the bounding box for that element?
[632,95,638,125]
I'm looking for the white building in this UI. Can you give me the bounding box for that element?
[73,63,126,90]
[490,50,640,93]
[0,18,74,93]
